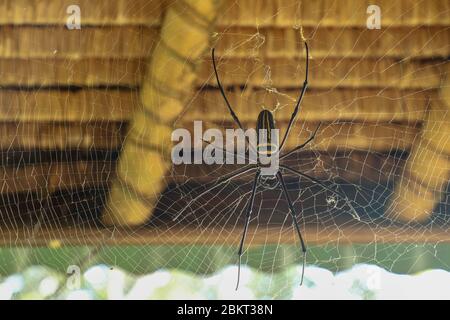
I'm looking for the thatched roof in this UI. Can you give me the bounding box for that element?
[0,0,449,237]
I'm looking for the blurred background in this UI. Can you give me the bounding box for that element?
[0,0,449,299]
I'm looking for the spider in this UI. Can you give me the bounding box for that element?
[174,41,360,290]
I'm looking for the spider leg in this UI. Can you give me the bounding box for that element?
[280,122,321,161]
[212,48,258,155]
[276,171,307,286]
[280,165,361,221]
[212,48,245,132]
[236,170,260,291]
[173,165,257,221]
[279,41,309,152]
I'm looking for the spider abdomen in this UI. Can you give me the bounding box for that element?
[256,110,278,157]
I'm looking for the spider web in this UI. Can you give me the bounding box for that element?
[0,0,449,299]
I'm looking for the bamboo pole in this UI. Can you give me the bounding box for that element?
[102,0,221,226]
[386,65,450,222]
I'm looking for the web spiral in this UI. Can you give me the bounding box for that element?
[0,0,449,299]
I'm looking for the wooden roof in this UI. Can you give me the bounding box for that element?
[0,0,449,240]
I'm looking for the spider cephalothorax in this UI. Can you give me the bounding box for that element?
[174,41,360,290]
[259,175,279,189]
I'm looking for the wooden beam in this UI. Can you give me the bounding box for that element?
[0,88,432,122]
[0,89,137,121]
[0,58,144,87]
[217,0,450,28]
[1,225,449,247]
[0,122,124,149]
[0,161,115,194]
[0,26,158,58]
[0,0,163,26]
[172,151,405,183]
[212,26,450,58]
[0,26,448,59]
[0,57,443,89]
[0,0,448,28]
[0,120,418,152]
[0,151,404,195]
[198,57,444,89]
[187,88,433,122]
